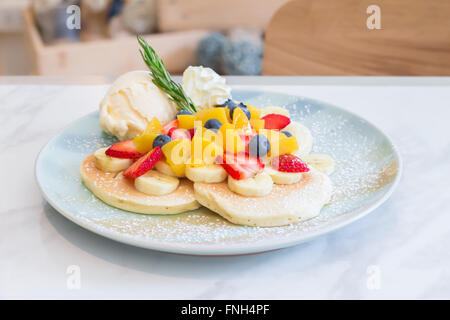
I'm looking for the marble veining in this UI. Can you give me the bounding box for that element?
[0,79,449,299]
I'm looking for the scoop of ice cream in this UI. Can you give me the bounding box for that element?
[182,66,231,110]
[99,70,177,141]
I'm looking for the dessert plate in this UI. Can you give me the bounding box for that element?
[35,90,401,255]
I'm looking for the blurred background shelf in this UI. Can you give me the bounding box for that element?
[156,0,290,32]
[23,8,209,76]
[2,0,449,77]
[1,0,286,76]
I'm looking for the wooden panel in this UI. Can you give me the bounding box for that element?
[23,8,209,76]
[263,0,450,75]
[157,0,290,32]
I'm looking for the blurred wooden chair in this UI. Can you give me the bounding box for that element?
[263,0,450,75]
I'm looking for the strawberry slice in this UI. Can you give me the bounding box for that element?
[188,129,195,140]
[262,114,290,130]
[217,152,264,180]
[169,128,191,140]
[162,119,178,135]
[123,147,163,179]
[105,139,143,159]
[271,154,309,173]
[240,134,255,154]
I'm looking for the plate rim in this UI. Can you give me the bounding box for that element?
[35,90,403,255]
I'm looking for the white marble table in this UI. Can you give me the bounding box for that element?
[1,76,449,299]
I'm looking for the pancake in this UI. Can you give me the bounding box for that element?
[194,168,332,227]
[80,154,200,214]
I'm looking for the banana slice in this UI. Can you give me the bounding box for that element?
[228,172,273,197]
[155,159,185,178]
[94,147,133,172]
[135,170,180,195]
[264,166,302,185]
[260,106,290,117]
[302,154,335,175]
[185,164,227,183]
[283,121,313,156]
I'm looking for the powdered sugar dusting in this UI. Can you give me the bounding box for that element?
[39,91,399,248]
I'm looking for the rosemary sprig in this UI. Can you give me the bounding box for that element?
[137,36,197,113]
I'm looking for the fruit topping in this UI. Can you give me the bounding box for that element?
[246,105,261,119]
[133,133,159,153]
[260,106,290,117]
[271,154,309,173]
[161,139,191,176]
[204,118,222,130]
[152,134,172,148]
[162,119,178,134]
[195,107,228,126]
[217,152,264,180]
[135,170,179,196]
[169,128,192,140]
[202,128,221,145]
[261,113,291,130]
[123,146,163,179]
[143,117,162,135]
[301,154,335,175]
[176,110,193,116]
[190,135,222,166]
[94,147,133,172]
[250,119,265,131]
[188,128,195,139]
[228,171,273,197]
[232,108,253,134]
[248,134,270,158]
[215,99,237,109]
[105,139,143,159]
[259,129,298,156]
[218,122,244,154]
[177,114,198,130]
[230,103,251,120]
[240,134,253,153]
[278,136,299,155]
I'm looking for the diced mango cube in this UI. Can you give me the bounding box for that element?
[259,129,299,156]
[143,117,162,135]
[247,105,261,119]
[195,107,229,126]
[203,142,222,165]
[233,108,252,135]
[161,139,190,176]
[202,128,220,144]
[190,136,206,166]
[279,136,299,155]
[259,129,283,157]
[218,123,244,154]
[177,114,198,130]
[133,133,158,153]
[250,119,265,131]
[225,107,232,123]
[189,135,223,166]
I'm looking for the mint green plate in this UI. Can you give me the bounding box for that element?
[35,90,401,255]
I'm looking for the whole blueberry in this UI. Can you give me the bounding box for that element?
[204,118,222,130]
[215,99,237,108]
[152,134,172,148]
[248,134,270,158]
[176,110,193,116]
[281,131,292,137]
[204,128,219,134]
[230,103,251,120]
